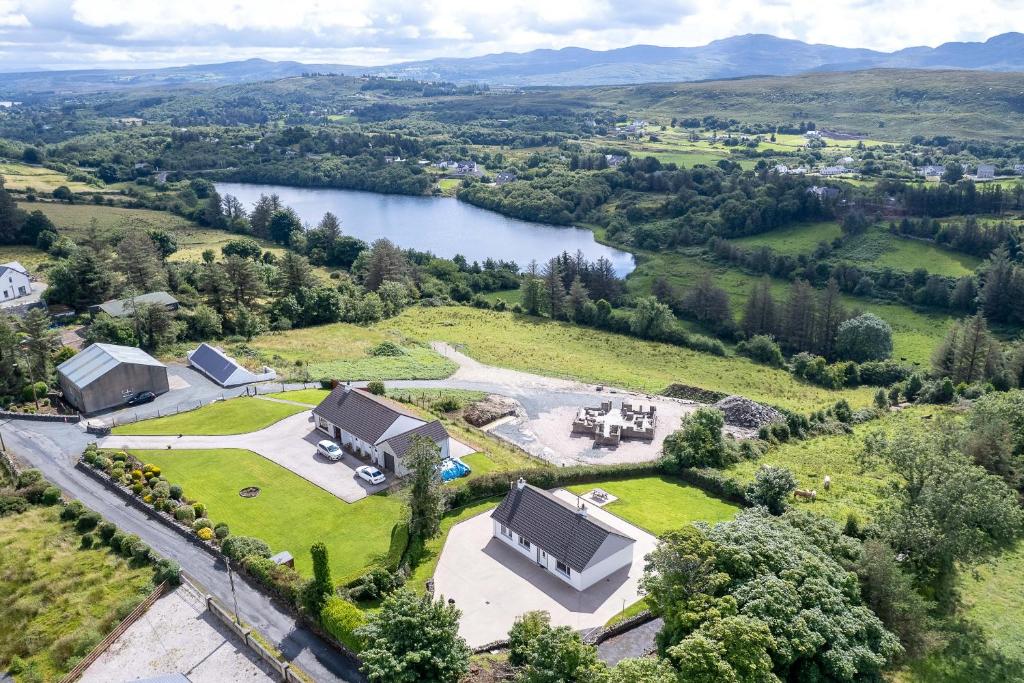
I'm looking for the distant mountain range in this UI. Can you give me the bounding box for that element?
[4,32,1024,95]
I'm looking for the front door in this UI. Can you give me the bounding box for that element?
[538,548,547,567]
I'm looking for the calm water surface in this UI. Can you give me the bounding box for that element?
[216,182,636,276]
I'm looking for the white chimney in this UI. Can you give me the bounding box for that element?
[516,477,526,490]
[577,503,588,517]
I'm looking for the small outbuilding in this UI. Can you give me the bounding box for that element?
[187,343,276,387]
[57,343,169,414]
[91,291,179,318]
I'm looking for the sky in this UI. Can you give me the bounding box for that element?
[1,0,1023,72]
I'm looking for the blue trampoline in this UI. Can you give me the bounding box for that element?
[440,457,471,482]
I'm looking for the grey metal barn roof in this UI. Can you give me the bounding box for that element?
[95,291,178,318]
[312,386,423,445]
[57,343,165,389]
[383,420,450,458]
[491,484,634,573]
[189,343,240,385]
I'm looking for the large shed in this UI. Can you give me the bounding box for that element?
[58,343,169,414]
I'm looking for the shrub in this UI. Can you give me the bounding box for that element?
[0,493,29,516]
[119,534,141,557]
[75,511,102,532]
[112,451,129,463]
[321,596,367,652]
[131,482,145,495]
[94,455,111,472]
[197,527,215,541]
[222,535,272,562]
[20,381,48,403]
[152,481,170,499]
[431,396,462,413]
[242,554,305,605]
[833,399,853,423]
[836,313,894,362]
[368,341,406,357]
[192,517,212,531]
[737,335,784,367]
[169,484,183,500]
[97,521,117,542]
[154,558,182,585]
[131,540,151,563]
[16,468,44,489]
[174,506,196,523]
[193,503,207,518]
[60,499,86,521]
[214,523,230,539]
[40,486,61,505]
[348,567,404,601]
[365,380,385,396]
[80,533,95,549]
[509,611,551,666]
[109,531,127,552]
[746,465,798,515]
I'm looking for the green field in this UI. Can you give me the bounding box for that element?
[564,475,739,535]
[389,306,874,411]
[626,250,954,365]
[112,397,306,435]
[956,542,1024,665]
[0,506,156,681]
[835,226,981,278]
[249,325,458,381]
[130,449,405,578]
[1,162,100,192]
[731,221,844,255]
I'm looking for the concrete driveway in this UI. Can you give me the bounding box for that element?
[432,489,657,647]
[99,410,386,503]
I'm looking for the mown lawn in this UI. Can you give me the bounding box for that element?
[112,397,306,435]
[564,476,739,535]
[266,388,330,406]
[249,325,457,381]
[0,506,156,681]
[626,250,954,365]
[389,306,876,412]
[130,449,406,579]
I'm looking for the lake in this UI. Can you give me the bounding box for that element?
[216,182,636,276]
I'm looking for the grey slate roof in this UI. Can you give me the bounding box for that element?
[312,386,421,445]
[57,343,165,390]
[491,484,634,573]
[189,343,240,385]
[0,261,28,277]
[383,420,449,458]
[95,291,178,318]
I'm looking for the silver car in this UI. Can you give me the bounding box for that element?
[356,465,386,485]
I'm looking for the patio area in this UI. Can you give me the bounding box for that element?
[432,488,657,647]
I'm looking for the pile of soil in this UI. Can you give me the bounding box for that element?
[464,395,520,427]
[712,395,784,429]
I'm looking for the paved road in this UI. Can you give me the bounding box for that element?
[2,419,363,683]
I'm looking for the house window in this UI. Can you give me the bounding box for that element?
[517,536,531,551]
[555,560,571,577]
[500,524,512,539]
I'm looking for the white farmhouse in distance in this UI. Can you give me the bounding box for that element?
[0,261,31,303]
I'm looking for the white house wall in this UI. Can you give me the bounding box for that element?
[577,543,634,590]
[0,270,30,302]
[490,519,582,590]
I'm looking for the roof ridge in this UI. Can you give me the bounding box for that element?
[523,485,633,540]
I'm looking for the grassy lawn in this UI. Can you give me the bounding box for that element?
[564,475,740,536]
[390,306,875,412]
[249,325,457,381]
[955,542,1024,664]
[626,250,954,365]
[129,449,406,579]
[112,397,307,435]
[408,497,501,592]
[731,221,843,255]
[0,506,156,681]
[266,388,330,405]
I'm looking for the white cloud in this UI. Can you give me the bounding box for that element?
[0,0,1022,71]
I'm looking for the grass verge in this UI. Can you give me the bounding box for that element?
[112,397,307,435]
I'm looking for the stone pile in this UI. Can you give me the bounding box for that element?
[464,394,521,427]
[712,395,784,429]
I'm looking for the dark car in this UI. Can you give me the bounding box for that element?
[125,391,156,407]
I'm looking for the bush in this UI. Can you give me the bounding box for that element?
[0,492,29,516]
[242,554,305,605]
[737,335,785,367]
[169,484,183,500]
[109,531,127,552]
[368,341,406,357]
[119,534,141,557]
[430,396,462,412]
[98,521,117,543]
[192,517,212,531]
[41,486,62,504]
[214,523,230,539]
[321,596,367,652]
[80,533,95,549]
[746,465,798,515]
[75,511,102,532]
[131,540,151,563]
[112,452,129,463]
[197,527,215,541]
[152,481,170,499]
[154,558,182,585]
[222,535,272,562]
[193,503,207,518]
[836,313,894,362]
[20,381,48,403]
[60,499,86,521]
[365,380,385,396]
[348,567,405,602]
[174,506,196,523]
[16,468,44,489]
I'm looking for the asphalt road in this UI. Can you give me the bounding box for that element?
[2,419,363,683]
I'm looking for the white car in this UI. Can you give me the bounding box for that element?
[317,440,343,461]
[356,465,386,485]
